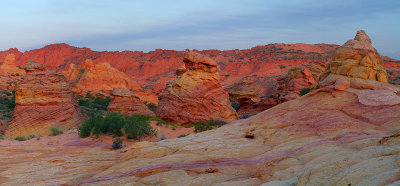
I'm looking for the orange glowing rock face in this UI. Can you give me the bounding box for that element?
[4,61,83,138]
[156,50,238,125]
[107,87,155,116]
[64,59,141,93]
[0,42,398,93]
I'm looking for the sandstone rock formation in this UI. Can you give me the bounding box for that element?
[108,87,155,116]
[0,54,26,90]
[0,54,25,76]
[1,43,398,93]
[64,59,141,93]
[156,50,238,125]
[228,80,260,115]
[175,65,186,76]
[4,61,82,138]
[320,30,388,83]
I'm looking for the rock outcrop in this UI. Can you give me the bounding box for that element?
[0,54,25,90]
[1,43,398,93]
[228,80,260,115]
[64,59,141,93]
[4,61,82,138]
[156,50,238,125]
[0,54,25,76]
[320,30,388,84]
[108,87,155,116]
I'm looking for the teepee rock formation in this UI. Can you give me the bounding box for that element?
[320,30,388,84]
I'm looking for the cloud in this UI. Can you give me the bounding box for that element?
[0,0,399,59]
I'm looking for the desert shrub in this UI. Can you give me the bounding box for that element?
[279,65,286,69]
[231,102,240,111]
[190,119,227,133]
[144,102,158,112]
[27,134,36,140]
[0,91,15,121]
[76,93,112,116]
[78,112,156,140]
[112,138,123,149]
[15,136,26,141]
[124,115,156,140]
[178,134,188,138]
[299,88,311,96]
[50,126,64,136]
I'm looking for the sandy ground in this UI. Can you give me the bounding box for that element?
[0,121,194,148]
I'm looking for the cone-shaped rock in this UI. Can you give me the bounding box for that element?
[320,30,388,82]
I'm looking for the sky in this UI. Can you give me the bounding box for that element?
[0,0,399,59]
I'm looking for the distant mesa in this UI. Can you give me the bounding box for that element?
[156,49,238,125]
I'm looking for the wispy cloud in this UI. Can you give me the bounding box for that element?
[0,0,399,59]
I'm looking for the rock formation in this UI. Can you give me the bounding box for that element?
[64,59,141,93]
[320,30,388,84]
[228,80,260,115]
[4,61,82,138]
[108,87,155,116]
[156,50,238,125]
[0,54,25,76]
[0,54,25,90]
[1,43,398,93]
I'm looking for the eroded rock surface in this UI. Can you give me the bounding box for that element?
[156,50,238,125]
[321,30,388,83]
[64,59,141,93]
[4,61,82,138]
[108,87,155,116]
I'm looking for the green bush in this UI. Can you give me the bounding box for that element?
[112,138,123,149]
[27,134,36,140]
[50,126,64,136]
[0,135,3,140]
[190,119,227,133]
[76,93,112,116]
[0,91,16,121]
[299,88,311,96]
[15,136,26,141]
[78,112,156,140]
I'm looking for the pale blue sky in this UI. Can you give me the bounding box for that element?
[0,0,399,59]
